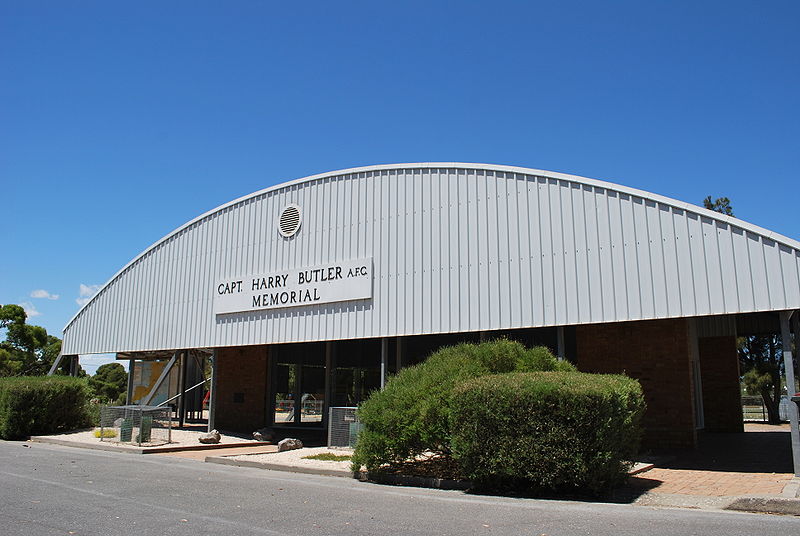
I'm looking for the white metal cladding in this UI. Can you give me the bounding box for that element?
[62,163,800,355]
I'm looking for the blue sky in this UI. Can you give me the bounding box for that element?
[1,1,798,374]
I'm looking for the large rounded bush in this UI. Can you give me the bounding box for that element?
[351,339,574,472]
[450,371,645,495]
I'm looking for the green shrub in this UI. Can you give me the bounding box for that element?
[352,339,574,472]
[450,371,645,495]
[0,376,93,440]
[85,399,101,427]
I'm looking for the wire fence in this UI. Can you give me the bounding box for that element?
[99,405,172,446]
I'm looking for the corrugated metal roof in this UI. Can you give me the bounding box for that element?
[63,163,800,354]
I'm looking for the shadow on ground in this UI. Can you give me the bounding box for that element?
[658,428,792,474]
[608,426,793,503]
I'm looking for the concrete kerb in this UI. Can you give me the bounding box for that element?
[725,496,800,516]
[205,454,354,478]
[29,435,273,455]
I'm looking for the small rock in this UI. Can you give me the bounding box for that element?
[253,428,274,442]
[277,438,303,452]
[198,430,221,444]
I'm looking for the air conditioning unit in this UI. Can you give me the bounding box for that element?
[327,406,363,448]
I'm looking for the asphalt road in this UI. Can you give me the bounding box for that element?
[0,441,796,536]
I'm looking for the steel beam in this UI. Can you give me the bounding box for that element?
[47,352,67,376]
[141,352,178,406]
[779,310,800,477]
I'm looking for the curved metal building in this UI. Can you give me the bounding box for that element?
[63,163,800,353]
[59,163,800,462]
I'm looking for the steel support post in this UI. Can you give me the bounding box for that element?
[207,349,218,432]
[380,338,389,389]
[779,310,800,477]
[556,326,565,360]
[395,336,404,372]
[127,360,135,404]
[177,350,188,427]
[324,342,333,429]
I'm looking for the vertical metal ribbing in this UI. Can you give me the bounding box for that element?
[61,165,800,355]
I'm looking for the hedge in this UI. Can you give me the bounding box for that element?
[0,376,93,440]
[351,340,574,472]
[450,371,645,495]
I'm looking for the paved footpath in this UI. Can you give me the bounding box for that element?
[3,440,799,536]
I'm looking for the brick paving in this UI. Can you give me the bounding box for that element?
[629,423,795,497]
[629,468,792,496]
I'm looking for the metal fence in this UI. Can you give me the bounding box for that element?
[99,405,172,446]
[742,395,791,422]
[327,406,361,448]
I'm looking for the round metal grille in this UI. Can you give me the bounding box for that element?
[278,204,302,237]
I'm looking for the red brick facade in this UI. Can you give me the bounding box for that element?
[698,335,743,432]
[215,345,269,433]
[575,318,697,449]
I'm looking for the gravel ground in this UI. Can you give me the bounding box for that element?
[227,446,354,472]
[32,427,262,450]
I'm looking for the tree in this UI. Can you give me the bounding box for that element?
[0,304,26,328]
[0,303,69,376]
[739,335,785,424]
[703,195,734,216]
[88,362,128,402]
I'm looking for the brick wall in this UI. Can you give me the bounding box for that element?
[576,318,697,449]
[699,336,743,432]
[214,345,269,433]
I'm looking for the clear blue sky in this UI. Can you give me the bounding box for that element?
[1,1,798,373]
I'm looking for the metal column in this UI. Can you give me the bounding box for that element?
[556,327,565,360]
[207,349,218,432]
[324,342,334,429]
[779,310,800,477]
[380,338,389,389]
[126,360,135,404]
[395,336,404,372]
[177,351,188,428]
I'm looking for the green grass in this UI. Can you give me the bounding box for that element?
[302,452,351,462]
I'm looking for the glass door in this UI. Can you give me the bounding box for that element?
[272,343,326,427]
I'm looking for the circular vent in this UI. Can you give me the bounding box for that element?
[278,203,302,238]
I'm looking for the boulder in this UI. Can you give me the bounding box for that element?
[277,438,303,452]
[253,428,275,442]
[198,429,221,444]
